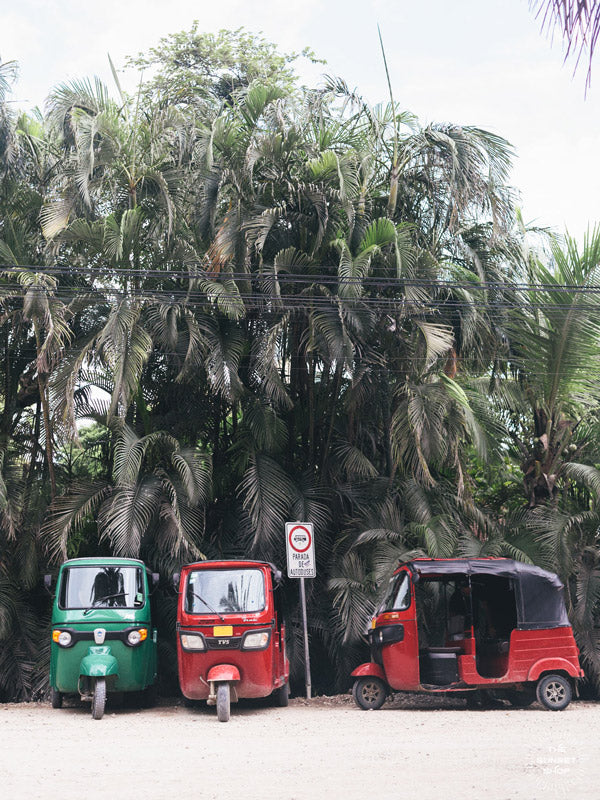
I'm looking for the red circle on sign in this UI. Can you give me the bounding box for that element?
[288,525,312,553]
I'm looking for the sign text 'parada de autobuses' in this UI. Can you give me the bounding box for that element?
[285,522,316,578]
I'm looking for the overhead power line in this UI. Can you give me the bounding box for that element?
[2,263,600,295]
[2,286,600,314]
[0,264,600,305]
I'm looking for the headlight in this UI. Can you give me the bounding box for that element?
[127,628,148,646]
[241,630,270,650]
[180,633,206,651]
[52,630,72,647]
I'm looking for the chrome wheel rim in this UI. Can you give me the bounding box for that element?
[544,680,566,706]
[360,681,383,705]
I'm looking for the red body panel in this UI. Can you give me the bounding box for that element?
[511,628,582,680]
[351,662,386,680]
[176,560,289,702]
[376,583,420,689]
[207,664,241,683]
[457,628,582,686]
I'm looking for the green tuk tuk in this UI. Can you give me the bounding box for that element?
[47,557,158,719]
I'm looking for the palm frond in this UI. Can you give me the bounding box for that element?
[41,481,112,563]
[98,476,163,557]
[237,453,296,558]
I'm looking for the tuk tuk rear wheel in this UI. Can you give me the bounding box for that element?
[91,678,107,720]
[139,682,157,708]
[51,688,63,709]
[352,677,387,710]
[273,682,289,707]
[216,683,230,722]
[536,674,572,711]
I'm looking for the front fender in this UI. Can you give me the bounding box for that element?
[207,664,241,683]
[80,645,119,678]
[351,662,386,681]
[527,657,583,682]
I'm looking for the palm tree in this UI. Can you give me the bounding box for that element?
[501,228,600,509]
[531,1,600,85]
[43,422,212,571]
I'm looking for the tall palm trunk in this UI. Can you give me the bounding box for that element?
[33,322,56,501]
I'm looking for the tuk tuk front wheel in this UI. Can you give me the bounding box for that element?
[91,678,107,720]
[51,688,63,709]
[505,688,536,708]
[352,677,387,710]
[216,683,230,722]
[536,674,572,711]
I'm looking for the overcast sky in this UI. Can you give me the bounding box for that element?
[2,0,599,240]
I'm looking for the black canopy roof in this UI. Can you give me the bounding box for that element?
[403,558,569,630]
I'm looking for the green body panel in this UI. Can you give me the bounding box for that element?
[49,557,157,696]
[79,646,119,677]
[50,634,157,693]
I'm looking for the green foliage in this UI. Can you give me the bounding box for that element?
[2,28,600,699]
[127,26,322,108]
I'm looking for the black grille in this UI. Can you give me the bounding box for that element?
[205,636,242,650]
[52,627,146,647]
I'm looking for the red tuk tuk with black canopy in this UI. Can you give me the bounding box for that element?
[351,557,583,711]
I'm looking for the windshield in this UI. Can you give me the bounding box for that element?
[185,568,266,615]
[378,572,411,613]
[59,566,145,610]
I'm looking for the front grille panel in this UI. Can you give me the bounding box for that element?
[205,636,242,650]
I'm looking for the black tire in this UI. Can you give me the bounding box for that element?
[505,689,536,708]
[464,690,496,709]
[51,687,63,709]
[352,677,387,710]
[273,682,289,707]
[141,682,158,708]
[216,683,230,722]
[479,690,506,709]
[91,677,107,720]
[536,674,572,711]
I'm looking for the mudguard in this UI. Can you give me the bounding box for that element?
[527,657,584,682]
[207,664,241,683]
[350,662,386,681]
[80,645,119,677]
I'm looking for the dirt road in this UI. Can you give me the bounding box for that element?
[2,694,598,799]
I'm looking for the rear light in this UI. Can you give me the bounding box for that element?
[180,633,206,651]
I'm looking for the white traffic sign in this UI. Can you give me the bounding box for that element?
[285,522,316,578]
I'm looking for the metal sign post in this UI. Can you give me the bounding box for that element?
[285,522,315,699]
[298,576,311,700]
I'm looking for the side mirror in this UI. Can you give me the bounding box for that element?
[172,572,180,592]
[151,573,159,591]
[273,569,283,586]
[43,574,53,593]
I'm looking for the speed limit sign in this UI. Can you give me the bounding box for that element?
[285,522,316,578]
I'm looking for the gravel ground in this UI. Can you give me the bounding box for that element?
[2,693,599,799]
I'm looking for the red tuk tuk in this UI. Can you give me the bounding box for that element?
[175,560,289,721]
[351,558,583,711]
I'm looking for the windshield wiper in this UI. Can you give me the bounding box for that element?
[189,591,225,622]
[83,591,127,615]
